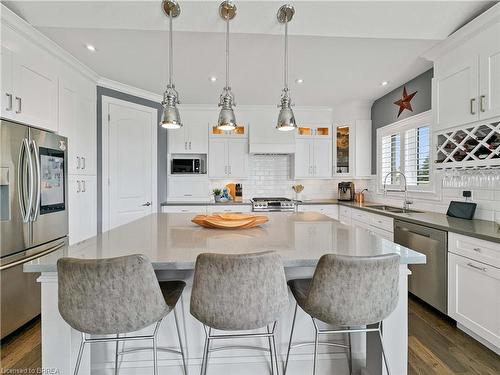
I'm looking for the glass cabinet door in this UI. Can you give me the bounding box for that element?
[335,125,351,174]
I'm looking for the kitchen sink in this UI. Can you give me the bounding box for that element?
[365,205,422,214]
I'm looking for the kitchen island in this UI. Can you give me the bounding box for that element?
[25,212,425,375]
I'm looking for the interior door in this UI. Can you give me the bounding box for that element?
[108,102,154,230]
[30,128,68,247]
[0,120,30,259]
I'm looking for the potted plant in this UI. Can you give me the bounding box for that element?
[212,188,222,202]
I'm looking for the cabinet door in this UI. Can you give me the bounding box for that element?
[334,124,353,175]
[1,45,15,120]
[208,139,228,178]
[76,92,97,175]
[79,176,97,242]
[313,138,332,178]
[479,39,500,119]
[448,253,500,349]
[68,176,83,245]
[13,38,58,132]
[167,126,187,154]
[59,80,79,174]
[433,57,479,131]
[227,139,248,178]
[183,109,210,153]
[354,120,372,178]
[294,138,312,178]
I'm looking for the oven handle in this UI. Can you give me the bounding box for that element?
[30,139,41,221]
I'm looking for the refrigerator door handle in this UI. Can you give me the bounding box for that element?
[17,138,33,223]
[0,240,66,271]
[30,139,41,221]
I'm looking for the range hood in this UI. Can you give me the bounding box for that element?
[249,121,296,154]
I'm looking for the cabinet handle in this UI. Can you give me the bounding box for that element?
[473,247,481,252]
[470,98,476,115]
[82,157,86,170]
[183,194,192,197]
[82,180,86,192]
[480,95,486,112]
[467,263,486,272]
[5,93,12,111]
[228,165,231,175]
[15,97,22,114]
[77,156,81,169]
[225,166,228,175]
[77,180,81,193]
[185,141,187,150]
[189,141,191,150]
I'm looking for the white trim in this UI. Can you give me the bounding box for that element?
[98,77,163,103]
[101,96,158,232]
[1,4,99,82]
[422,2,500,61]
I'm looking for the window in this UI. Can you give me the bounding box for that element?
[377,111,432,191]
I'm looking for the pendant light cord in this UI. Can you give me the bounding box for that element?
[284,20,288,91]
[225,16,230,89]
[169,13,174,87]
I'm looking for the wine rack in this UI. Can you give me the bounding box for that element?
[435,121,500,169]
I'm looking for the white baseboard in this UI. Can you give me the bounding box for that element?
[456,323,500,355]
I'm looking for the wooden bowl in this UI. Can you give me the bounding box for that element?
[192,213,269,229]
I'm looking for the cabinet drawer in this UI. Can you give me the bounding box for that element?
[297,204,338,219]
[167,177,209,200]
[449,233,500,268]
[351,209,371,225]
[339,206,351,218]
[206,205,251,213]
[369,214,394,232]
[162,205,207,214]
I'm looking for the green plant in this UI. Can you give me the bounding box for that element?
[212,188,222,196]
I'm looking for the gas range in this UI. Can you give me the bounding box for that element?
[251,197,296,212]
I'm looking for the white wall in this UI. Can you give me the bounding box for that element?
[209,154,370,201]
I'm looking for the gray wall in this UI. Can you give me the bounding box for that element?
[96,86,166,233]
[371,68,433,174]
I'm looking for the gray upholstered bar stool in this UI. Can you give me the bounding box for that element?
[57,254,187,375]
[284,253,400,375]
[190,251,289,375]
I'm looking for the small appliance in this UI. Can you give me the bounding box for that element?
[171,158,205,174]
[251,197,295,212]
[338,182,355,201]
[235,183,243,202]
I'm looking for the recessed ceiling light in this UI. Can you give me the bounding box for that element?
[295,78,304,84]
[209,76,217,82]
[86,44,96,52]
[381,81,389,86]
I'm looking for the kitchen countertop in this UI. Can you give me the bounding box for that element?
[24,212,425,273]
[338,201,500,244]
[161,200,252,206]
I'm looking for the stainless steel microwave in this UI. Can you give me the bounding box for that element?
[171,158,204,174]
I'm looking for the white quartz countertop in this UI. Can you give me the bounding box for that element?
[24,212,425,273]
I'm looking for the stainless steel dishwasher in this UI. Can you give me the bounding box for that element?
[394,220,448,314]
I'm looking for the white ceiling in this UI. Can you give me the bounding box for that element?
[4,1,495,105]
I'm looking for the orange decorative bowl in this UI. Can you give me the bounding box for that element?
[191,213,269,229]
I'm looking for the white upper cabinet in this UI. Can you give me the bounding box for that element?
[432,22,500,132]
[58,69,96,175]
[294,129,332,179]
[168,107,214,154]
[1,24,58,132]
[208,137,249,178]
[294,138,313,178]
[313,138,333,178]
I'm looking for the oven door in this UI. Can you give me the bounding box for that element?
[29,128,68,247]
[172,159,195,174]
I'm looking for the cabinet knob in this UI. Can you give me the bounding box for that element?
[142,202,152,206]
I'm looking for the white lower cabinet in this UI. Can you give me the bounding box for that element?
[448,252,500,351]
[297,204,338,220]
[167,177,209,201]
[206,205,251,214]
[339,206,394,239]
[68,175,96,245]
[162,205,207,214]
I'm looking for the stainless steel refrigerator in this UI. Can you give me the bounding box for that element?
[1,119,68,338]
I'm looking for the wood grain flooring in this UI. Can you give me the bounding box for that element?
[1,297,499,374]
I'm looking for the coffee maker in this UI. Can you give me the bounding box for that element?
[338,182,355,201]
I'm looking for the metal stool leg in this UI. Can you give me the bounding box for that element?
[73,333,86,375]
[114,334,120,375]
[312,318,319,375]
[347,332,353,374]
[267,325,275,375]
[283,303,298,375]
[200,326,211,375]
[152,320,163,375]
[378,324,391,375]
[270,322,280,375]
[174,308,188,375]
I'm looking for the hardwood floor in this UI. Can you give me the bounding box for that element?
[1,297,499,374]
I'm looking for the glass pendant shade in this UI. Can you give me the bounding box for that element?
[276,93,296,131]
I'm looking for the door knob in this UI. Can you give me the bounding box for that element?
[142,202,152,206]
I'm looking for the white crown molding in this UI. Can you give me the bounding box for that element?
[1,4,99,82]
[421,2,500,61]
[98,77,163,103]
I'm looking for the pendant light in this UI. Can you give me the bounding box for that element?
[160,0,182,129]
[217,1,237,131]
[276,4,297,131]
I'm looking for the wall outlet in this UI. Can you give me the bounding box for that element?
[462,190,472,200]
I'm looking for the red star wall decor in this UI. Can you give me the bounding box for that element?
[394,86,417,118]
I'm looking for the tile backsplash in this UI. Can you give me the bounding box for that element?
[209,154,370,201]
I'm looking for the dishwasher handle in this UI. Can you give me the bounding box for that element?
[395,226,431,238]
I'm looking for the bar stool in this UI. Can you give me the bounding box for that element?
[57,254,188,375]
[284,253,400,375]
[190,251,289,375]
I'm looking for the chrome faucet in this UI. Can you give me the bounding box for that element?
[383,171,413,211]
